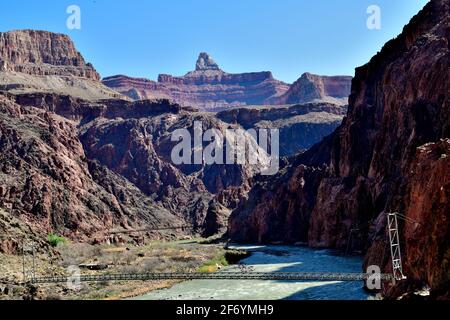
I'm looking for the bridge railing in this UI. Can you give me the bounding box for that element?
[30,272,393,284]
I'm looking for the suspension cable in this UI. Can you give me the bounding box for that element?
[395,213,421,226]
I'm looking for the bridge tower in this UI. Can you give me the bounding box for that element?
[387,212,406,281]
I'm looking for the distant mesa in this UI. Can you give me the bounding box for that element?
[103,52,352,111]
[267,72,353,106]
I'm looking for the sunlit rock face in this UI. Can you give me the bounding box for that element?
[0,30,99,80]
[0,30,124,101]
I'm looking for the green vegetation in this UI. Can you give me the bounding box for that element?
[47,233,68,247]
[198,254,229,273]
[1,237,250,299]
[198,250,250,273]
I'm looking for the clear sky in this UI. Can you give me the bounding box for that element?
[0,0,428,83]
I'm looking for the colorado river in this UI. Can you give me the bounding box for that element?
[134,245,371,300]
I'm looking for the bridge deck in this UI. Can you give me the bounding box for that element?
[31,272,393,284]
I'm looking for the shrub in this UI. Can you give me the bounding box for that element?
[198,254,229,273]
[47,233,68,247]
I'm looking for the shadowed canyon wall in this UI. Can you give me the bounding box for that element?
[229,0,449,296]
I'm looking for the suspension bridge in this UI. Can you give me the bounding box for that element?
[22,212,412,285]
[30,271,393,284]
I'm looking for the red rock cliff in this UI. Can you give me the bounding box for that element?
[0,30,100,80]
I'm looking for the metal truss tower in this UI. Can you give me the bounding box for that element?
[387,212,407,281]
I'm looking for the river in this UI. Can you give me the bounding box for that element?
[133,245,372,300]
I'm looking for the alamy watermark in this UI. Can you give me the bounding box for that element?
[367,5,381,30]
[170,121,280,175]
[66,5,81,30]
[67,265,81,291]
[366,265,381,290]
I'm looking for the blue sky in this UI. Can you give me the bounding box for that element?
[0,0,428,83]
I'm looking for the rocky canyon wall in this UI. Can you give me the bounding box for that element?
[0,30,99,80]
[229,0,449,297]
